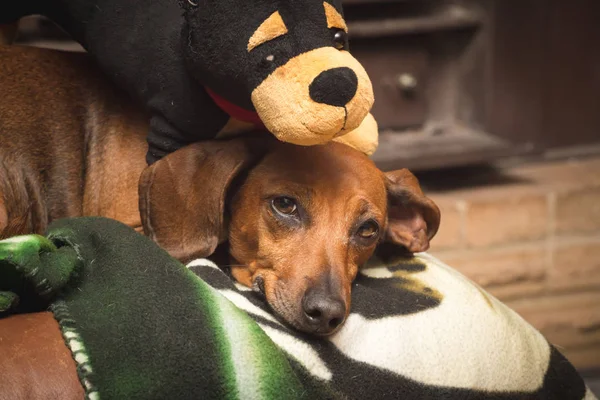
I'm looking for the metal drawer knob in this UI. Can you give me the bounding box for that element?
[396,73,418,95]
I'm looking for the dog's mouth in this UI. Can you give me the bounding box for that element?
[252,275,266,297]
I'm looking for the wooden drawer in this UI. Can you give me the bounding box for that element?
[351,38,430,130]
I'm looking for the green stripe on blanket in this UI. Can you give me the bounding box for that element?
[0,217,334,400]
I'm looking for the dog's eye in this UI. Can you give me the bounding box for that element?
[357,220,379,239]
[333,30,348,50]
[271,196,298,216]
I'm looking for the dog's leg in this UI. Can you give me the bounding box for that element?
[0,23,18,44]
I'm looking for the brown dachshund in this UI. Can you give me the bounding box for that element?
[0,45,440,335]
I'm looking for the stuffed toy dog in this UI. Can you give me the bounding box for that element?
[1,0,378,163]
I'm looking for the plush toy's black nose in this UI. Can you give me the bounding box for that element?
[302,289,346,334]
[309,67,358,107]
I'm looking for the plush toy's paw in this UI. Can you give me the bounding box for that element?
[333,113,379,155]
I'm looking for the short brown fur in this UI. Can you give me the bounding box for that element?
[0,45,148,238]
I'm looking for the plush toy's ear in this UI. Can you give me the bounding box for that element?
[139,138,266,263]
[384,169,440,253]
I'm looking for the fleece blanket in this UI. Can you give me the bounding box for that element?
[0,217,596,400]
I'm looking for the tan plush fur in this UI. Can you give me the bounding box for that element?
[324,2,348,32]
[247,11,288,52]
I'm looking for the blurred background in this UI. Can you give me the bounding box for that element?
[8,0,600,391]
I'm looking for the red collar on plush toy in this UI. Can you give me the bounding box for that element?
[205,88,265,128]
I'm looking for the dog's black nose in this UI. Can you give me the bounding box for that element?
[302,290,346,334]
[309,67,358,107]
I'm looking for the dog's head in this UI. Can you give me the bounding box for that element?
[139,137,439,335]
[180,0,373,145]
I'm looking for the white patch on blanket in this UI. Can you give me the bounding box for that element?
[219,290,282,326]
[234,283,253,292]
[259,323,333,381]
[186,258,219,270]
[359,266,394,279]
[329,252,551,392]
[209,290,270,398]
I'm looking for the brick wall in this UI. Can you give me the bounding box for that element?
[428,158,600,370]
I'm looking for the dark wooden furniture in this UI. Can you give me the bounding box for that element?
[344,0,600,170]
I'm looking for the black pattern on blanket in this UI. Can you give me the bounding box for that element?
[188,253,596,400]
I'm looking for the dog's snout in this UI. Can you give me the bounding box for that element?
[309,67,358,107]
[302,290,346,334]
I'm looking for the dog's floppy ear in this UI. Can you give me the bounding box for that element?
[139,138,265,263]
[383,169,440,253]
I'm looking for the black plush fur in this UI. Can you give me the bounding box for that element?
[2,0,350,163]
